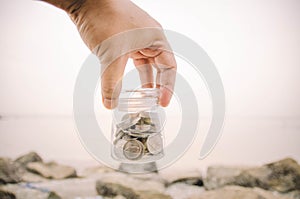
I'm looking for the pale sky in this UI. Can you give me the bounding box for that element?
[1,0,300,118]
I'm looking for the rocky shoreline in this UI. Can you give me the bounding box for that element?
[1,152,300,199]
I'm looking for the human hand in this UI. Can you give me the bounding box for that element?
[42,0,177,109]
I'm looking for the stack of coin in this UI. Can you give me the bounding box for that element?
[112,111,163,161]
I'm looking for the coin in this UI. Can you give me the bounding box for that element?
[123,140,144,160]
[135,124,151,132]
[113,129,123,144]
[142,117,152,125]
[121,113,139,121]
[146,133,163,155]
[122,134,137,141]
[141,111,162,131]
[128,132,150,138]
[117,113,141,130]
[113,139,127,159]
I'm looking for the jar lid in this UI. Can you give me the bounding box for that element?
[118,88,160,112]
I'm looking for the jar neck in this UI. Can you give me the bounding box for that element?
[118,88,160,112]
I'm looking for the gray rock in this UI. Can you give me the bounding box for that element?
[204,165,249,190]
[235,158,300,192]
[129,172,166,185]
[0,184,62,199]
[165,182,205,199]
[96,171,171,199]
[27,162,77,179]
[31,177,99,199]
[161,169,202,186]
[197,186,286,199]
[205,158,300,193]
[0,188,16,199]
[80,166,115,177]
[15,152,43,167]
[113,195,127,199]
[0,158,21,184]
[118,162,158,173]
[138,190,172,199]
[96,180,139,199]
[96,180,171,199]
[98,172,165,193]
[19,171,48,183]
[0,156,48,184]
[283,190,300,199]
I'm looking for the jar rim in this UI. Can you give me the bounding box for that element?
[121,88,159,94]
[119,88,160,99]
[118,88,160,111]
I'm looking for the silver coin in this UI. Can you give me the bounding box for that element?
[121,113,139,121]
[117,115,140,130]
[146,133,163,155]
[123,140,144,160]
[113,139,127,159]
[139,111,151,118]
[128,132,150,138]
[135,124,151,132]
[121,134,137,140]
[116,114,141,130]
[115,128,124,138]
[113,130,122,145]
[141,112,162,130]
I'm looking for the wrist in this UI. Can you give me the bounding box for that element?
[40,0,86,13]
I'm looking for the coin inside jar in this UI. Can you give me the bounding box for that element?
[123,140,144,160]
[146,133,163,155]
[113,139,127,159]
[117,113,140,130]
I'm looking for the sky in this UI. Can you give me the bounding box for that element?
[0,0,299,168]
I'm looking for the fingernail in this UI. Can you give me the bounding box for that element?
[159,87,172,107]
[103,98,118,109]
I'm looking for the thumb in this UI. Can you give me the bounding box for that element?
[101,55,128,109]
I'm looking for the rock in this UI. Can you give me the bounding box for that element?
[15,152,43,167]
[204,158,300,193]
[31,177,99,199]
[96,180,171,199]
[80,166,115,177]
[96,181,139,199]
[96,172,169,199]
[20,171,48,183]
[0,188,16,199]
[235,158,300,192]
[113,195,127,199]
[204,165,249,190]
[0,156,47,184]
[165,183,205,199]
[283,190,300,199]
[161,169,202,186]
[118,162,158,173]
[47,191,62,199]
[138,190,172,199]
[0,158,21,184]
[197,186,286,199]
[1,152,47,183]
[27,162,77,179]
[0,184,62,199]
[129,172,166,185]
[252,187,293,199]
[98,172,165,193]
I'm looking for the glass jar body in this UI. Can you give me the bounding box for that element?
[111,89,164,163]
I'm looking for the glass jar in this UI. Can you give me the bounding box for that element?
[111,88,164,163]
